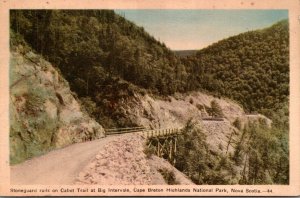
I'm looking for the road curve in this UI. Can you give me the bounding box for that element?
[10,136,117,185]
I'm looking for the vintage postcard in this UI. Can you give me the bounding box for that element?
[0,0,299,196]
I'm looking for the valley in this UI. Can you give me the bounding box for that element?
[9,10,289,185]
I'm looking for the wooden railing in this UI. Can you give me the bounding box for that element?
[138,128,182,138]
[105,126,147,135]
[105,127,182,138]
[105,116,226,137]
[202,117,225,121]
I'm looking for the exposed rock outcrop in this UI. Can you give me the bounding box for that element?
[124,92,270,129]
[10,46,105,164]
[119,92,271,167]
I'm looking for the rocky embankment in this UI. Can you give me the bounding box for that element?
[75,134,193,185]
[119,91,271,157]
[124,91,270,129]
[10,45,105,164]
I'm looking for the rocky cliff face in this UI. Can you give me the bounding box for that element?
[10,45,105,164]
[119,91,271,161]
[125,92,245,129]
[126,92,269,123]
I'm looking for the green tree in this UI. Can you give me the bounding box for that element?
[210,100,224,117]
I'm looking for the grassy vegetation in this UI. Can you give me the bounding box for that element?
[209,100,224,117]
[10,80,58,164]
[10,34,60,164]
[143,145,156,159]
[233,118,242,130]
[175,120,238,184]
[158,168,178,185]
[235,102,289,184]
[175,111,289,184]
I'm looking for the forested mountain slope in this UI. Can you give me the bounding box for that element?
[182,20,289,117]
[10,11,288,120]
[10,10,187,96]
[173,50,197,57]
[10,10,191,127]
[9,10,289,184]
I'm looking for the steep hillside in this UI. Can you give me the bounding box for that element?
[10,9,190,128]
[10,10,288,125]
[9,10,288,184]
[182,20,289,117]
[10,10,187,96]
[122,91,268,127]
[10,33,105,164]
[174,50,197,57]
[113,91,271,161]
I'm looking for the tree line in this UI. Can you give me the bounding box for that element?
[182,20,289,117]
[10,9,289,184]
[10,10,289,123]
[176,102,288,185]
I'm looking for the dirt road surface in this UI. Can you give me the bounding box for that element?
[10,136,117,185]
[11,133,193,185]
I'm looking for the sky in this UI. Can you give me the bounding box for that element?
[115,10,288,50]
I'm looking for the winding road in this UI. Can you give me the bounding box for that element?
[10,136,117,185]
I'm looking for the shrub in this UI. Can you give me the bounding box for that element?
[210,100,224,117]
[233,144,243,166]
[144,145,156,159]
[204,105,212,115]
[175,119,240,185]
[233,118,242,130]
[196,104,204,111]
[158,168,178,185]
[80,96,97,116]
[140,89,147,96]
[218,143,223,150]
[24,86,48,116]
